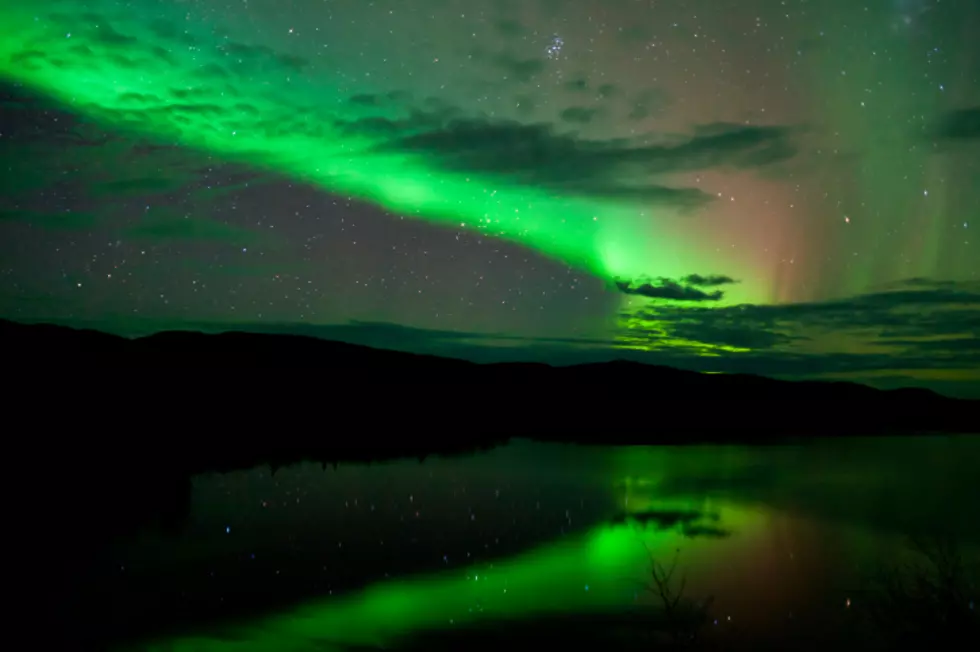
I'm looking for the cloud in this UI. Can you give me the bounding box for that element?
[560,106,599,124]
[384,118,796,176]
[609,509,731,538]
[214,40,310,74]
[561,79,616,100]
[348,94,381,107]
[682,274,737,287]
[35,279,980,398]
[932,106,980,141]
[0,83,279,223]
[0,9,800,220]
[0,90,112,148]
[366,117,796,206]
[0,87,218,199]
[680,525,732,539]
[611,508,702,528]
[116,318,617,358]
[347,90,413,108]
[614,275,736,301]
[618,281,722,302]
[281,280,980,396]
[617,279,980,382]
[48,9,309,76]
[12,35,787,211]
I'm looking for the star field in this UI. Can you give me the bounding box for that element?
[0,0,978,394]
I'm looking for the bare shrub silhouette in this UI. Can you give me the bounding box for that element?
[850,535,977,649]
[636,546,715,648]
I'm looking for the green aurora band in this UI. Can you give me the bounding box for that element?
[127,503,765,652]
[0,0,758,308]
[127,438,980,651]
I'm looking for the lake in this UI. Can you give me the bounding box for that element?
[65,436,979,650]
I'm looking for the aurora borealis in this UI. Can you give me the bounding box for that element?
[96,437,980,651]
[129,518,762,652]
[1,0,978,393]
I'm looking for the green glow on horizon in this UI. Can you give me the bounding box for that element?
[0,0,763,307]
[616,309,751,355]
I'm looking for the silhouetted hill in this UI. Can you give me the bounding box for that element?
[2,318,977,445]
[3,317,975,651]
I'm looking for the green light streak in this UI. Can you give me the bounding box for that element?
[616,308,750,356]
[0,0,756,296]
[799,4,961,298]
[112,438,980,651]
[127,507,761,652]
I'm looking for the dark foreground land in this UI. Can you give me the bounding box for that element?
[5,320,976,652]
[2,318,978,446]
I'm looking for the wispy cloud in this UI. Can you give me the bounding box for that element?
[364,116,796,206]
[0,7,800,216]
[48,279,975,397]
[616,278,980,386]
[614,275,739,301]
[277,279,980,396]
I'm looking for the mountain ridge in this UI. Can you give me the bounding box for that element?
[2,318,976,438]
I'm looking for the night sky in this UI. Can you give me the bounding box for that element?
[1,0,978,395]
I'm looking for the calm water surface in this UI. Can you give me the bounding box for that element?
[90,436,978,650]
